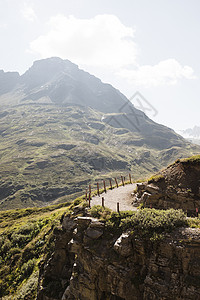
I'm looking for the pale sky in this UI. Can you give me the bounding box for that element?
[0,0,200,131]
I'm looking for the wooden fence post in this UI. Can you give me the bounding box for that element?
[115,178,118,188]
[129,173,132,184]
[196,207,198,217]
[89,184,91,194]
[121,176,124,186]
[97,182,100,196]
[117,202,120,213]
[109,179,113,190]
[102,197,105,208]
[103,180,106,193]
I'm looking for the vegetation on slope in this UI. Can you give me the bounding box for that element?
[181,154,200,163]
[89,206,188,240]
[0,104,199,210]
[1,194,200,299]
[0,201,72,299]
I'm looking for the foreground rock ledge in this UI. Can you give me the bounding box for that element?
[37,213,200,300]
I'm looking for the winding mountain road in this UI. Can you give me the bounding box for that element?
[91,183,137,212]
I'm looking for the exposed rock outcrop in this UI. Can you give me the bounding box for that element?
[38,208,200,300]
[133,157,200,215]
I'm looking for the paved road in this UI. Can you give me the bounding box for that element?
[91,183,137,212]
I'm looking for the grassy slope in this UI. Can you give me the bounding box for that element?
[0,104,199,210]
[0,201,74,299]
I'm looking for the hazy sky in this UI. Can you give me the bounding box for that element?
[0,0,200,131]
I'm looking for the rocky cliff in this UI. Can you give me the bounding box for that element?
[37,206,200,300]
[134,155,200,215]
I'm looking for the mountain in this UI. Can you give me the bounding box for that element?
[0,57,129,113]
[0,57,199,210]
[179,126,200,145]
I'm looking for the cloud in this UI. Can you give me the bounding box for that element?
[21,3,37,22]
[117,59,196,87]
[29,14,137,68]
[29,14,196,88]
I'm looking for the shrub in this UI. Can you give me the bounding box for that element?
[22,245,36,262]
[106,211,135,227]
[73,197,84,206]
[16,271,39,300]
[10,247,21,256]
[1,239,12,254]
[89,205,112,220]
[88,207,187,240]
[119,208,187,236]
[21,259,36,279]
[11,233,31,248]
[187,217,200,228]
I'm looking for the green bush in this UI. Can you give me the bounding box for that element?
[106,211,135,227]
[10,247,21,256]
[16,271,39,300]
[90,207,187,239]
[1,239,12,254]
[22,245,36,262]
[89,205,112,220]
[21,259,36,279]
[119,209,186,233]
[73,197,84,206]
[187,217,200,228]
[11,233,31,248]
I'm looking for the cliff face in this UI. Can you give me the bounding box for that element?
[134,157,200,215]
[38,210,200,300]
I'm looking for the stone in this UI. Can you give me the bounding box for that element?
[38,211,200,300]
[145,184,160,194]
[89,220,105,229]
[85,227,103,239]
[141,192,151,203]
[68,239,81,253]
[113,233,133,257]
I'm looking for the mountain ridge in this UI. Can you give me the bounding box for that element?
[0,57,199,210]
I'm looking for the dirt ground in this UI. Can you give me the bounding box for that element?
[91,183,137,212]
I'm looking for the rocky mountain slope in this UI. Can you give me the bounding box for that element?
[134,155,200,215]
[37,205,200,300]
[0,57,199,210]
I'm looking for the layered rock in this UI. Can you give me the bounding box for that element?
[133,158,200,215]
[38,209,200,300]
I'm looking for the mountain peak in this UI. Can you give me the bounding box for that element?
[21,57,79,89]
[28,57,78,71]
[0,69,20,95]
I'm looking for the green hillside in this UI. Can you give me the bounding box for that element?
[0,103,198,210]
[0,201,73,299]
